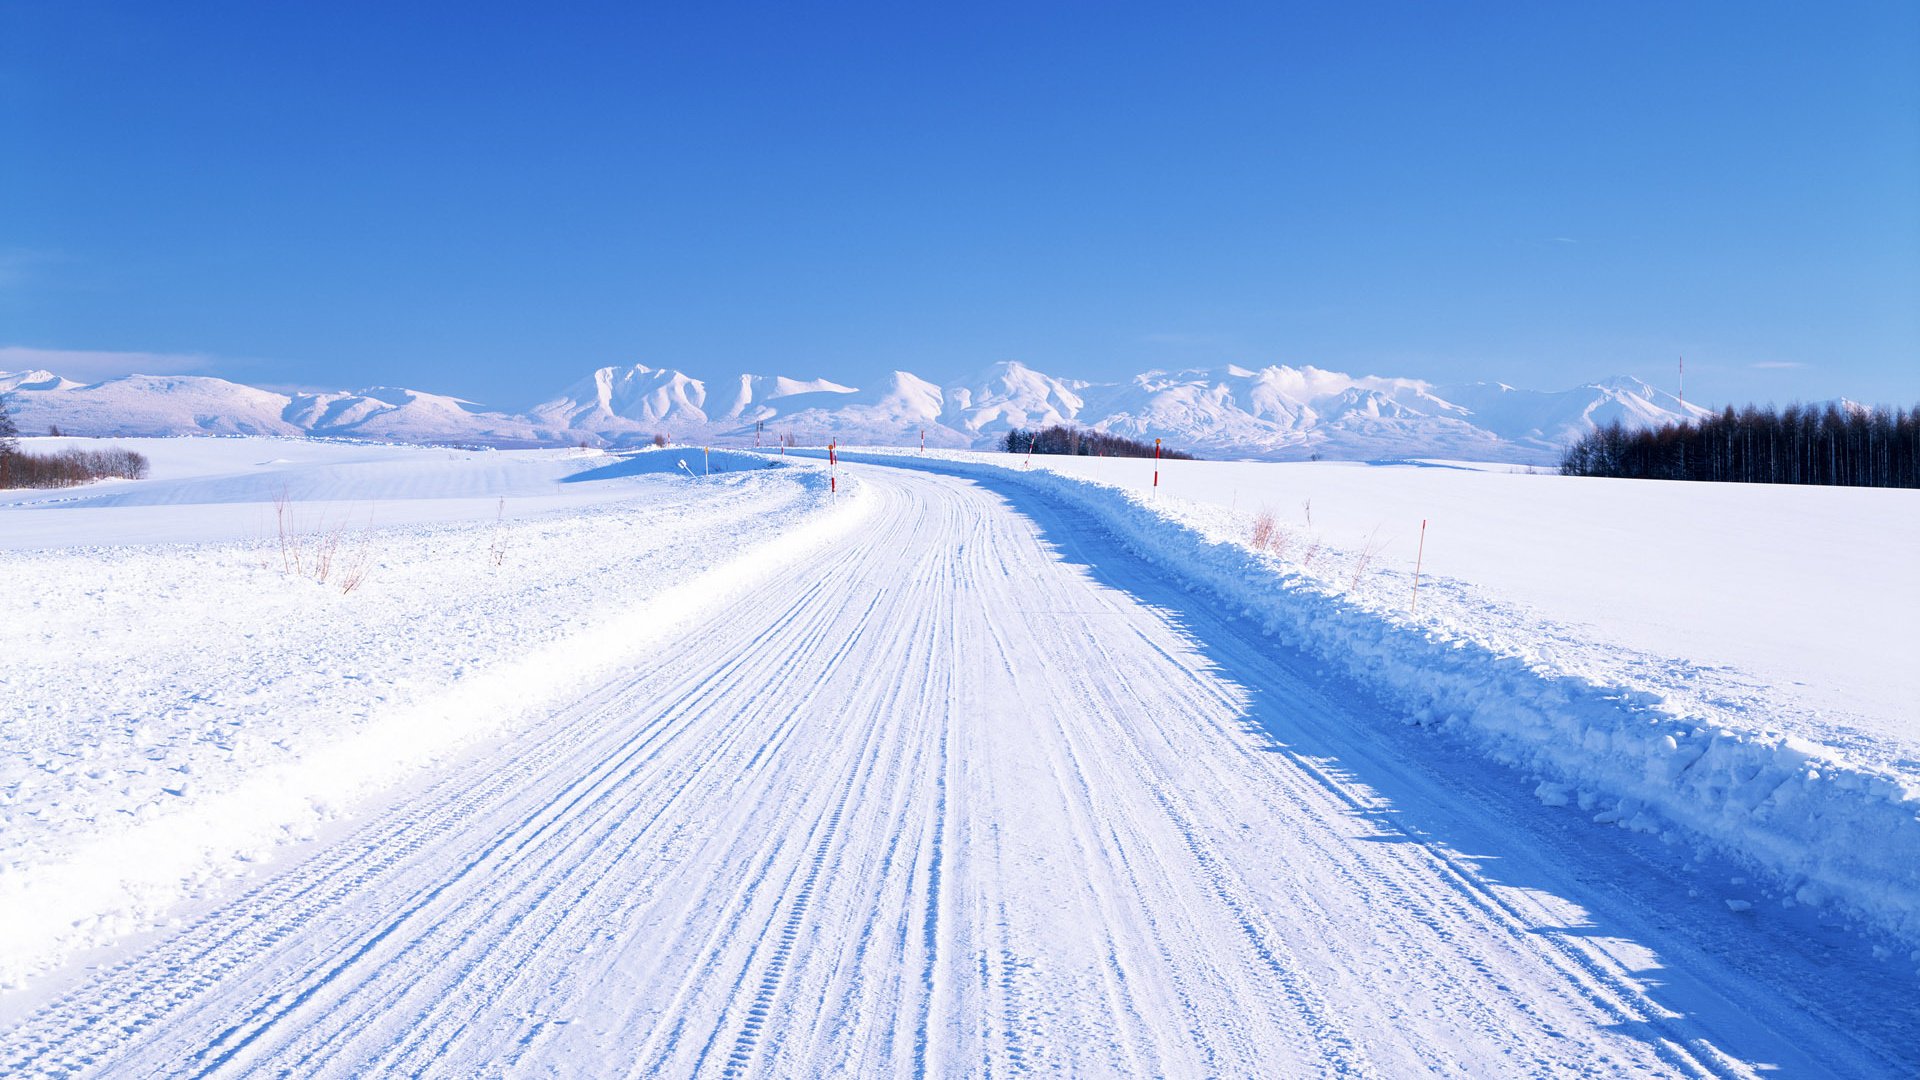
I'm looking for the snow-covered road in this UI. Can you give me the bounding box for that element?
[4,464,1912,1077]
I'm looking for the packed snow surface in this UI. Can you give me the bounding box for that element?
[829,448,1920,944]
[1,438,1915,1076]
[0,439,849,986]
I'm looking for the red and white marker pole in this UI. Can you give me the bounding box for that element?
[920,427,926,454]
[829,440,837,498]
[1153,438,1162,493]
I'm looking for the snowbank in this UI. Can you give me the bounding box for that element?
[1003,452,1918,742]
[833,448,1920,946]
[0,444,871,986]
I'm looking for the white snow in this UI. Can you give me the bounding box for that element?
[508,360,1715,459]
[1007,453,1917,739]
[1,376,545,443]
[1,437,690,548]
[2,437,1914,1076]
[0,438,863,985]
[828,447,1920,945]
[3,359,1706,460]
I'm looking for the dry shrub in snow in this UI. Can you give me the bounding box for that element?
[1348,529,1389,593]
[487,498,508,568]
[1250,510,1277,551]
[1248,508,1296,561]
[273,492,377,594]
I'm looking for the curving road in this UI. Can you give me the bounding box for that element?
[3,463,1912,1077]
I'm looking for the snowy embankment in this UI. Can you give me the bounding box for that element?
[0,440,868,987]
[835,448,1920,947]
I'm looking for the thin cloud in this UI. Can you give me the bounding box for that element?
[1750,361,1807,370]
[1549,237,1578,244]
[0,346,216,382]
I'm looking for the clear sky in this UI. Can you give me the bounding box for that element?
[3,1,1916,410]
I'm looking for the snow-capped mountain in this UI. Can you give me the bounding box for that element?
[0,369,83,394]
[1069,365,1497,459]
[525,364,859,435]
[942,362,1091,435]
[1436,376,1712,451]
[1,361,1709,461]
[287,386,544,444]
[0,372,546,444]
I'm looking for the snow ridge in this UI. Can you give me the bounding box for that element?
[0,448,870,986]
[830,448,1920,947]
[2,361,1708,462]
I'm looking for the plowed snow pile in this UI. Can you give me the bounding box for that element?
[3,438,1917,1076]
[0,438,859,985]
[835,448,1920,944]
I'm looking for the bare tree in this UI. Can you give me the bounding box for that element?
[0,400,149,489]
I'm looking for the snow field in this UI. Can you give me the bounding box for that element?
[16,463,1898,1076]
[0,436,708,548]
[0,443,869,986]
[1034,453,1918,739]
[831,448,1920,950]
[3,445,1914,1076]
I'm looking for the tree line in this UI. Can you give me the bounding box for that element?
[1560,402,1920,488]
[0,397,152,488]
[1002,425,1196,460]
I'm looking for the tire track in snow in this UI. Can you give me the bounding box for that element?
[2,522,870,1077]
[260,578,868,1075]
[697,561,930,1076]
[2,464,1906,1079]
[1012,469,1841,1079]
[630,507,923,1076]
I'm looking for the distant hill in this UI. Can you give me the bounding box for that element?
[1,361,1710,462]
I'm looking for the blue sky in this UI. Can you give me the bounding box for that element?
[3,1,1916,409]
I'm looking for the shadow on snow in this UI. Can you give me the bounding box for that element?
[911,458,1919,1079]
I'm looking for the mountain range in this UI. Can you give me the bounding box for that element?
[0,362,1708,462]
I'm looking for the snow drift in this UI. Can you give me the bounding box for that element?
[832,448,1920,946]
[0,445,870,986]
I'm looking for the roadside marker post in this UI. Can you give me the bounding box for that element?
[1153,438,1162,494]
[1411,519,1427,614]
